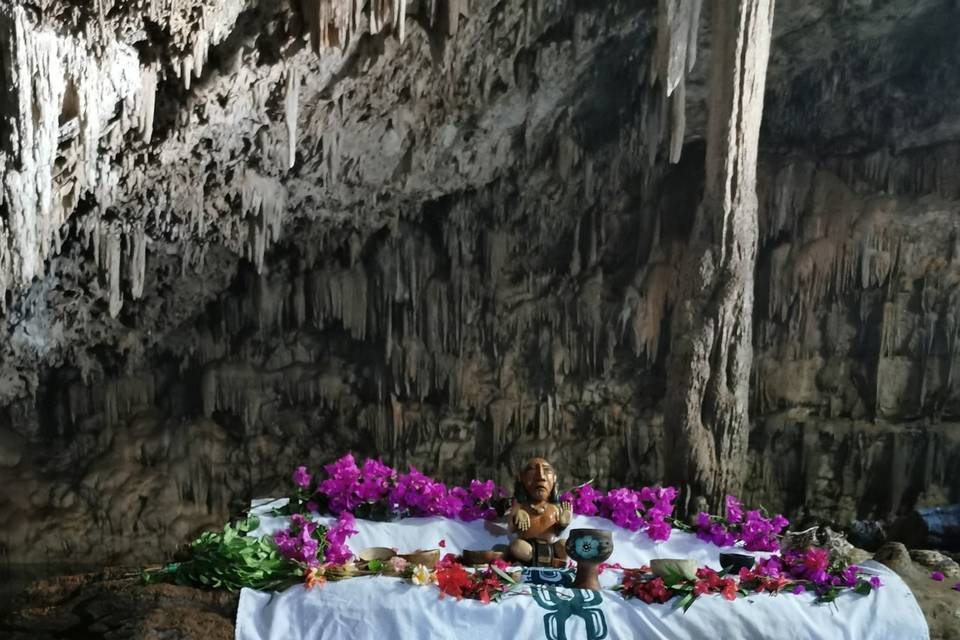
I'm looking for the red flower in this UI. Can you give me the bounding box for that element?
[696,567,723,589]
[436,558,472,600]
[439,539,446,548]
[721,578,737,601]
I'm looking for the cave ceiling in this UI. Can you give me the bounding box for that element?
[0,0,958,404]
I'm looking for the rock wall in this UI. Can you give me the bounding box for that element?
[1,0,960,563]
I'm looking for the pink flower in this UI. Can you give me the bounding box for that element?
[953,582,960,592]
[931,571,945,581]
[293,466,312,489]
[325,512,358,565]
[562,483,603,517]
[725,495,744,523]
[389,556,409,573]
[792,584,806,595]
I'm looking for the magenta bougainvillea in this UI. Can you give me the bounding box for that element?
[306,453,508,522]
[560,483,677,542]
[278,454,800,566]
[273,511,357,567]
[695,495,789,551]
[737,546,882,602]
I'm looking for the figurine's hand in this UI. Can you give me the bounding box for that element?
[512,508,531,532]
[558,501,573,526]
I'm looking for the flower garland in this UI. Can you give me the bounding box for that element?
[287,456,802,550]
[557,482,678,542]
[616,552,881,611]
[748,547,883,602]
[431,555,522,603]
[694,495,789,551]
[288,454,508,523]
[146,455,885,614]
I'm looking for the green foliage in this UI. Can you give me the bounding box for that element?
[852,579,874,596]
[143,516,307,592]
[674,591,696,613]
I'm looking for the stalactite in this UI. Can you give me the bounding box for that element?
[447,0,462,36]
[284,69,300,170]
[300,0,403,53]
[649,0,702,163]
[139,63,158,143]
[154,0,246,88]
[200,361,263,431]
[128,221,147,300]
[397,0,408,42]
[307,265,369,340]
[620,257,678,362]
[106,231,123,317]
[240,170,287,273]
[103,373,156,428]
[0,6,142,307]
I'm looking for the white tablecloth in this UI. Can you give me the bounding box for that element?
[236,500,928,640]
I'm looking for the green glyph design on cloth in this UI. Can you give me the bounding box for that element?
[531,586,609,640]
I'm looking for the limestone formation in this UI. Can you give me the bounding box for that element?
[0,0,958,567]
[662,0,773,512]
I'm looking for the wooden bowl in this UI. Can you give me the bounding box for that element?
[399,549,440,569]
[359,547,396,563]
[719,553,755,573]
[462,549,505,566]
[650,558,698,581]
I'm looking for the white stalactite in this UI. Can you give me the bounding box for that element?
[650,0,702,164]
[129,222,147,300]
[0,6,142,307]
[285,69,301,170]
[240,170,287,273]
[107,231,123,318]
[139,63,158,143]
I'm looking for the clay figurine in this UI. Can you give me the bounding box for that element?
[507,457,573,567]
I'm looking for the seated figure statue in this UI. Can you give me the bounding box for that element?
[507,457,573,567]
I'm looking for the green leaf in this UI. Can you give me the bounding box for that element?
[368,559,384,572]
[491,566,518,585]
[660,568,685,586]
[674,592,696,613]
[853,580,872,596]
[816,587,841,604]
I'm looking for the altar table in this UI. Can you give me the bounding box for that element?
[235,500,928,640]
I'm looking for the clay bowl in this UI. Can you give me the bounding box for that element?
[719,552,756,573]
[565,529,614,564]
[462,549,505,566]
[399,549,440,569]
[650,558,698,581]
[359,547,397,563]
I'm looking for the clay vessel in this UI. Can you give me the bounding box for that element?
[565,529,613,590]
[462,549,506,566]
[399,549,440,569]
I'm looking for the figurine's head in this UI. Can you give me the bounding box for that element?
[515,457,559,505]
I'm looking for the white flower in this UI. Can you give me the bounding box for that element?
[410,564,435,586]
